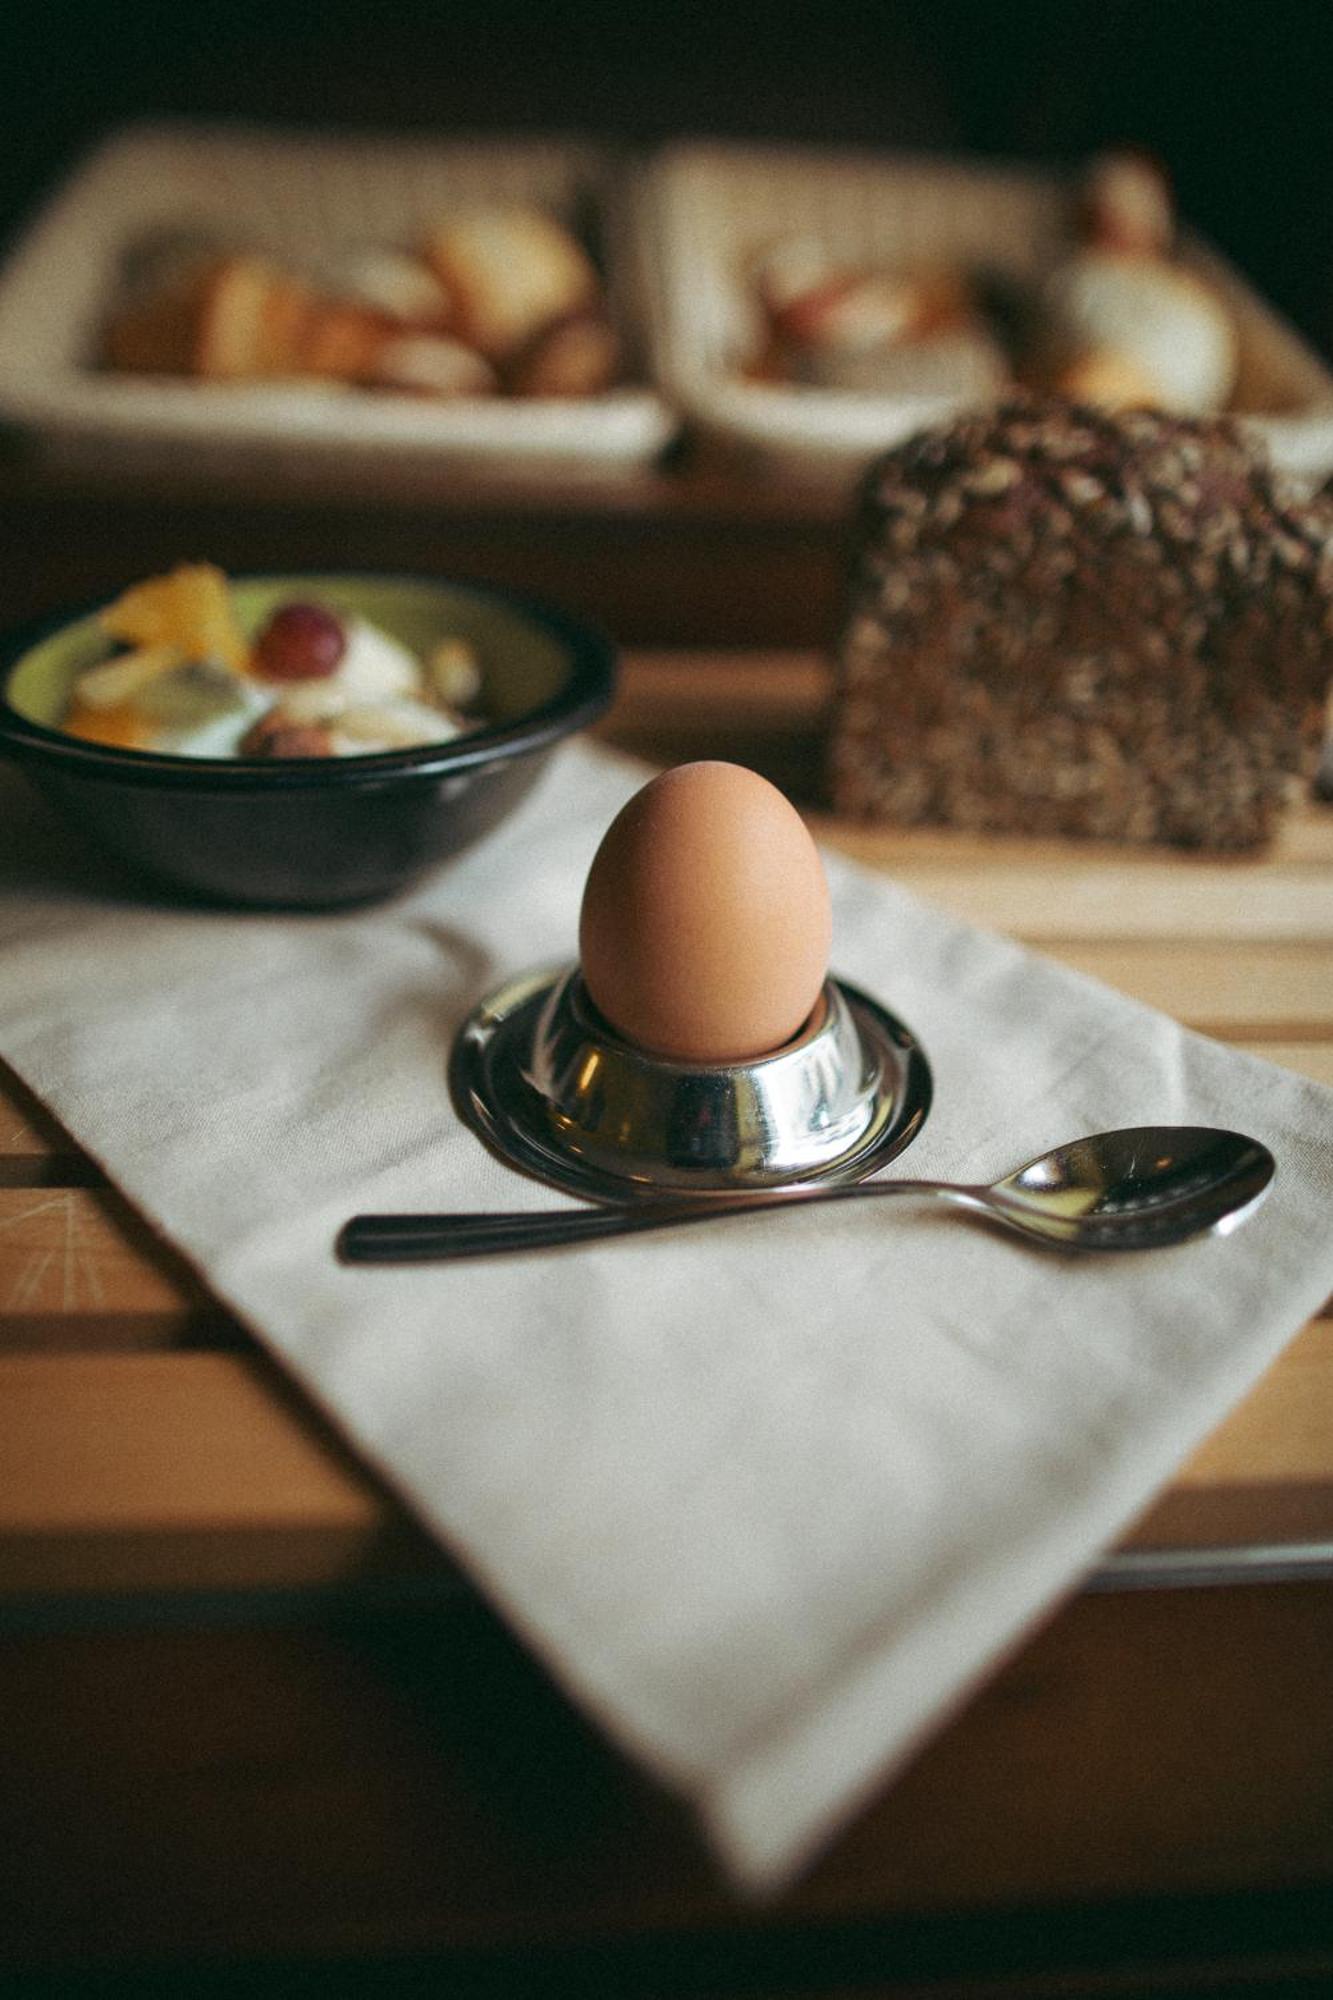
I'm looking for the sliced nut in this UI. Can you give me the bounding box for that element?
[331,699,465,752]
[72,644,185,710]
[427,639,483,710]
[239,713,335,758]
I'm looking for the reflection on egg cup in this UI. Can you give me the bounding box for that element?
[450,963,932,1204]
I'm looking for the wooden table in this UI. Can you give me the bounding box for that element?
[3,467,1333,1992]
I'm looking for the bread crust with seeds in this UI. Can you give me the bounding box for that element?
[828,399,1333,849]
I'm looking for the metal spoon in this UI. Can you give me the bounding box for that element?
[337,1125,1275,1263]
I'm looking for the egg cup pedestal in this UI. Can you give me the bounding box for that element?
[451,964,932,1203]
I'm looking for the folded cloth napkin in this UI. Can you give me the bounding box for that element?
[2,741,1332,1891]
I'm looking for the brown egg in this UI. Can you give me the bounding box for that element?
[578,761,832,1064]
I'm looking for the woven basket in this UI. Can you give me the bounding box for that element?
[0,123,676,476]
[639,140,1333,487]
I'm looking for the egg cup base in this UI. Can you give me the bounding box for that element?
[450,964,932,1203]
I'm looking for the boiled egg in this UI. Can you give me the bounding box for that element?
[578,761,832,1064]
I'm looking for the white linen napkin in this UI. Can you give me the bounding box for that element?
[2,740,1331,1891]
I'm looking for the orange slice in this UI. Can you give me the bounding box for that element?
[99,564,250,674]
[63,698,157,750]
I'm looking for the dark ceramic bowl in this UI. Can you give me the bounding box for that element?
[0,572,615,908]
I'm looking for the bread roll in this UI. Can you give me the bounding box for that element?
[104,256,316,381]
[366,334,497,398]
[423,207,599,361]
[1077,149,1176,256]
[1037,250,1237,414]
[503,310,620,397]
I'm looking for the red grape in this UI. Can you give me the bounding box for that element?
[253,602,347,681]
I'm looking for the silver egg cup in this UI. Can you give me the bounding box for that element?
[451,963,932,1204]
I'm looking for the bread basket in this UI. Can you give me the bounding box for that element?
[638,140,1333,488]
[0,122,676,478]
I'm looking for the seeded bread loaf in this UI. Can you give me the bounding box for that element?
[828,400,1333,849]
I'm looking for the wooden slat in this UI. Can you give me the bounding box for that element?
[1046,940,1333,1038]
[1,1063,65,1177]
[1175,1317,1333,1485]
[0,1063,96,1186]
[837,858,1333,944]
[0,1085,56,1169]
[1234,1041,1333,1087]
[0,1186,224,1351]
[814,817,1333,946]
[814,802,1333,874]
[1,1316,1329,1601]
[0,1351,435,1596]
[1132,1319,1333,1551]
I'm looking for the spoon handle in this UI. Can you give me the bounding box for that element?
[337,1176,956,1263]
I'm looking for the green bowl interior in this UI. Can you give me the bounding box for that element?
[5,575,572,737]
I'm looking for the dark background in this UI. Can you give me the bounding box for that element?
[3,0,1333,360]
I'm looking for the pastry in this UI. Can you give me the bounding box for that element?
[503,310,620,397]
[1035,249,1237,414]
[1077,148,1176,257]
[746,237,1007,398]
[188,257,316,381]
[102,205,614,402]
[316,245,452,327]
[1049,346,1160,411]
[366,333,497,398]
[105,255,316,382]
[422,207,599,362]
[298,299,396,383]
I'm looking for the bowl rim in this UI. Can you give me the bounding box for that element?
[0,568,617,791]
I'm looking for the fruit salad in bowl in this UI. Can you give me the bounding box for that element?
[0,567,615,906]
[60,564,489,760]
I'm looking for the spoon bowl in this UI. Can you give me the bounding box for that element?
[977,1126,1276,1249]
[338,1125,1276,1262]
